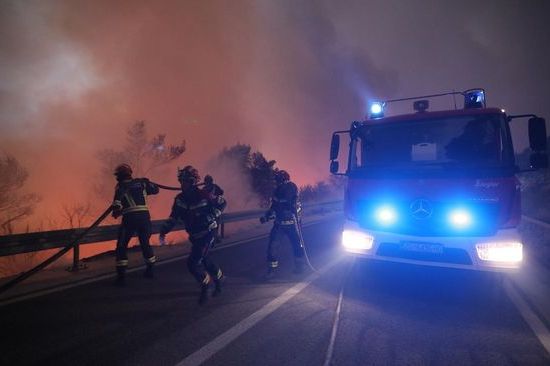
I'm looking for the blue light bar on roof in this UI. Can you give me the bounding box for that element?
[463,89,486,109]
[369,101,385,118]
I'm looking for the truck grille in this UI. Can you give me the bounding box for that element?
[355,199,500,237]
[377,243,473,265]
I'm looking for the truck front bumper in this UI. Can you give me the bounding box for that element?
[341,220,522,272]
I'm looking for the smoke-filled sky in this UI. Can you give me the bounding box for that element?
[1,0,550,225]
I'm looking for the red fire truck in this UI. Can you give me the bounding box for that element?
[329,89,548,271]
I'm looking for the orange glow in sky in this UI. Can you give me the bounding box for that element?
[1,1,549,231]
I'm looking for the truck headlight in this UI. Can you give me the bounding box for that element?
[342,230,374,250]
[475,241,523,263]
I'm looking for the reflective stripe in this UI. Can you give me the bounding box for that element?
[202,273,212,285]
[176,200,188,209]
[116,260,129,267]
[145,256,157,264]
[216,269,223,280]
[269,261,279,268]
[121,189,149,215]
[122,205,149,214]
[189,200,208,210]
[124,193,137,207]
[277,220,295,225]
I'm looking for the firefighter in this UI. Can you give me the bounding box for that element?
[260,170,305,278]
[159,166,227,305]
[203,174,224,197]
[111,163,159,285]
[203,174,225,243]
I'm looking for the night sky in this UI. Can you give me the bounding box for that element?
[1,0,549,226]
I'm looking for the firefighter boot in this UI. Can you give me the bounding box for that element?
[199,275,212,305]
[265,265,277,280]
[115,267,126,287]
[265,260,279,280]
[213,270,224,297]
[144,264,154,279]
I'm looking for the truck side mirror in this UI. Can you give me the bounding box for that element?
[330,134,340,161]
[530,152,549,169]
[528,117,547,152]
[330,160,339,174]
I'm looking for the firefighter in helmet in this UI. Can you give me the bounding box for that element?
[203,175,224,197]
[111,163,159,285]
[159,166,227,305]
[203,174,225,243]
[260,169,305,277]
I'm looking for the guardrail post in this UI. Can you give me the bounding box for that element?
[69,243,80,272]
[67,242,87,272]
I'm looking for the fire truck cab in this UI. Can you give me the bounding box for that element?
[330,89,548,271]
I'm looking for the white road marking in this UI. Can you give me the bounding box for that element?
[504,279,550,354]
[175,259,340,366]
[323,258,353,366]
[323,282,345,366]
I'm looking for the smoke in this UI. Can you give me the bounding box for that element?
[204,152,260,212]
[1,0,549,231]
[0,1,103,137]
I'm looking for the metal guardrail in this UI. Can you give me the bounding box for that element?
[0,200,343,258]
[0,200,342,294]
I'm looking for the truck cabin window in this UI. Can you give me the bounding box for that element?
[353,115,506,170]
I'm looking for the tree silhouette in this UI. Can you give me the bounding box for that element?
[250,152,277,207]
[95,120,186,201]
[0,154,41,234]
[213,144,278,207]
[299,175,345,203]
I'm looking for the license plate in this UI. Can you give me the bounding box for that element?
[400,242,443,254]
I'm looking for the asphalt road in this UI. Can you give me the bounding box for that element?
[1,219,549,366]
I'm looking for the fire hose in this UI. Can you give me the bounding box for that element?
[260,213,318,273]
[293,214,318,272]
[0,181,182,295]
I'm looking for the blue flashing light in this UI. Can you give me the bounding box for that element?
[463,89,486,109]
[369,101,385,118]
[375,205,398,226]
[448,208,472,229]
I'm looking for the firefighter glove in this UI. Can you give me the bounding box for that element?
[112,208,122,219]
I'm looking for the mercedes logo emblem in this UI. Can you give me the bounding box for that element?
[410,199,432,219]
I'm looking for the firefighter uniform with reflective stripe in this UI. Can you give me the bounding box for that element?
[265,180,304,271]
[160,186,226,287]
[112,178,159,275]
[204,178,225,243]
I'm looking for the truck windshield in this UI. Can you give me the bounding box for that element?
[351,114,512,175]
